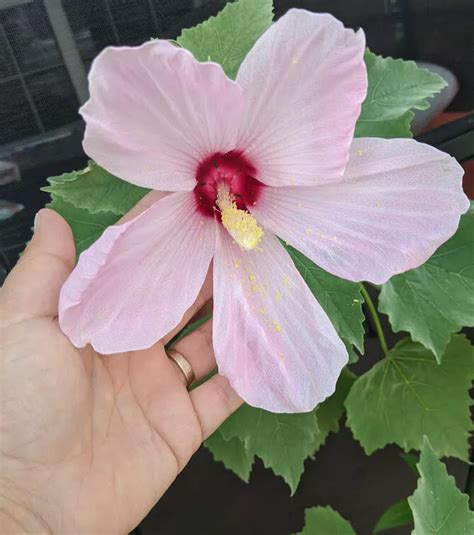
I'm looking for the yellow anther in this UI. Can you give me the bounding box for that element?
[291,56,298,64]
[357,149,364,156]
[217,188,264,251]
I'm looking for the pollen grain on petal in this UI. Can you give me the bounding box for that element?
[272,320,283,333]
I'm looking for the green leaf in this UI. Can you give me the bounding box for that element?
[217,370,354,493]
[355,51,447,138]
[343,340,360,364]
[48,195,119,257]
[177,0,273,80]
[43,161,149,216]
[345,335,474,461]
[373,499,413,533]
[360,112,414,138]
[296,506,355,535]
[287,246,365,357]
[379,204,474,362]
[219,404,318,494]
[408,437,474,534]
[400,452,420,476]
[311,369,355,453]
[204,430,254,483]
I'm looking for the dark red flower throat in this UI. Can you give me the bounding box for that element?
[194,150,264,217]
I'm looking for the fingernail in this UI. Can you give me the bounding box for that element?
[34,210,43,233]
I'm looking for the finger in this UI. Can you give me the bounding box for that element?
[161,266,213,345]
[168,320,215,383]
[189,375,243,440]
[1,209,75,320]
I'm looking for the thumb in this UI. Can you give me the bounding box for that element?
[1,208,76,321]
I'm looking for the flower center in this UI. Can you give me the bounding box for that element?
[216,187,264,251]
[194,151,265,250]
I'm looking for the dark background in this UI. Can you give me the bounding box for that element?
[1,0,473,147]
[0,2,473,534]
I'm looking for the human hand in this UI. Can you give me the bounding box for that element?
[0,196,242,534]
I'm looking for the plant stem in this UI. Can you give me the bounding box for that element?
[358,283,390,358]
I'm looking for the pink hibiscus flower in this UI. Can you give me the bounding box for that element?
[59,10,468,413]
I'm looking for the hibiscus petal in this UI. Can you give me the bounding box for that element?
[251,138,469,284]
[236,9,366,187]
[59,192,214,353]
[81,40,244,191]
[213,226,347,413]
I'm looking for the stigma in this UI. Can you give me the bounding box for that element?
[216,188,263,250]
[193,150,266,250]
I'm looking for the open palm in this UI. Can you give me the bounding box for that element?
[0,205,241,534]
